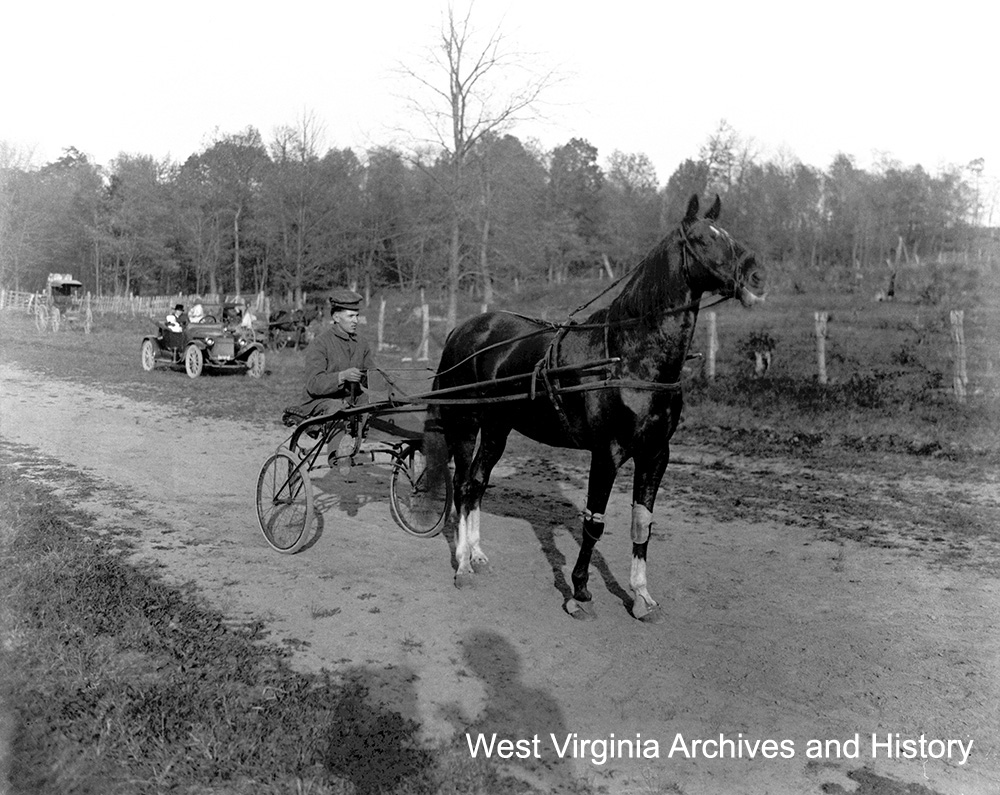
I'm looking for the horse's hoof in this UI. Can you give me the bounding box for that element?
[630,592,664,622]
[454,572,476,589]
[635,606,666,624]
[471,559,491,575]
[564,598,596,620]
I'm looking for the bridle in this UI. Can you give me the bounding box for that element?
[678,219,753,304]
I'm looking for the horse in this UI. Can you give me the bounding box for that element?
[423,194,766,622]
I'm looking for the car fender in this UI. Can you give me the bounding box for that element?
[236,340,266,359]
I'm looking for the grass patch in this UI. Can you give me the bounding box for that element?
[0,448,555,795]
[681,369,999,462]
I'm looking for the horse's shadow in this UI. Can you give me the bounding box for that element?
[440,470,634,616]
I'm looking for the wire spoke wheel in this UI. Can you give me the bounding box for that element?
[140,339,157,371]
[256,450,314,553]
[246,349,265,378]
[389,445,450,538]
[185,345,203,378]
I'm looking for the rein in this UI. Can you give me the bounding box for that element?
[431,220,742,398]
[433,291,731,381]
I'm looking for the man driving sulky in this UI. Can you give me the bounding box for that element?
[298,289,374,469]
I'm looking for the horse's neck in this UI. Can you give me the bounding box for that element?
[609,257,703,381]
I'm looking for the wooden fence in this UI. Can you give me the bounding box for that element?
[0,289,267,316]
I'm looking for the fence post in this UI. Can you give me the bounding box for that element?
[377,296,387,351]
[418,289,430,362]
[950,309,968,404]
[84,293,93,334]
[706,312,718,381]
[814,311,829,384]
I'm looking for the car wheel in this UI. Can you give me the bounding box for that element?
[185,345,204,378]
[140,339,157,371]
[246,349,265,378]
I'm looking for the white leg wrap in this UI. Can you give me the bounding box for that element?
[631,503,654,544]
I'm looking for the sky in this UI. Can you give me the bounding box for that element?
[4,0,999,201]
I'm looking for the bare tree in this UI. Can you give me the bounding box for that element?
[400,3,555,327]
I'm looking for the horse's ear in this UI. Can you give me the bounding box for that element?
[684,194,700,223]
[705,194,722,221]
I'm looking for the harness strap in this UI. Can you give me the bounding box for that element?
[541,326,582,446]
[434,294,730,381]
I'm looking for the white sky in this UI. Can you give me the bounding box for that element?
[4,0,999,194]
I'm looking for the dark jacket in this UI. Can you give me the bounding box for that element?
[299,324,374,414]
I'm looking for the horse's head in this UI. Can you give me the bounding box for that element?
[681,194,766,307]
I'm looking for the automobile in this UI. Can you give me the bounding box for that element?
[140,303,266,379]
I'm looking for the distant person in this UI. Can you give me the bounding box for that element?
[188,302,205,324]
[165,303,185,332]
[240,304,257,330]
[224,304,242,326]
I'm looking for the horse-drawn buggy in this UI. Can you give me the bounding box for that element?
[257,196,766,622]
[266,305,321,350]
[40,273,84,331]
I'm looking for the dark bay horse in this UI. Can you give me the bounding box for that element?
[425,195,765,621]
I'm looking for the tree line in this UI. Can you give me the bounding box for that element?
[0,118,983,316]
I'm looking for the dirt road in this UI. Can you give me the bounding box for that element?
[2,362,998,795]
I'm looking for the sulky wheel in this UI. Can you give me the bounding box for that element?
[184,344,204,378]
[389,445,450,538]
[245,348,265,378]
[256,450,314,553]
[140,339,157,371]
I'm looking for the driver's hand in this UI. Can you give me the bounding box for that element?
[339,367,363,383]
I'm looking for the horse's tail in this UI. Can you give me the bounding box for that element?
[421,403,450,497]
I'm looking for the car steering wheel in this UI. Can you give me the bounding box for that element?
[202,315,217,323]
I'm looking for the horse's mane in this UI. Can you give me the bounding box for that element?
[603,229,683,328]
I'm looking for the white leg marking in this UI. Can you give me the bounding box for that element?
[630,505,658,618]
[630,556,657,615]
[456,509,473,576]
[469,506,488,565]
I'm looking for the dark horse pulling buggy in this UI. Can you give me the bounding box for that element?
[256,195,765,622]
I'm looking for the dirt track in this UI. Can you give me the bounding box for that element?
[2,361,999,795]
